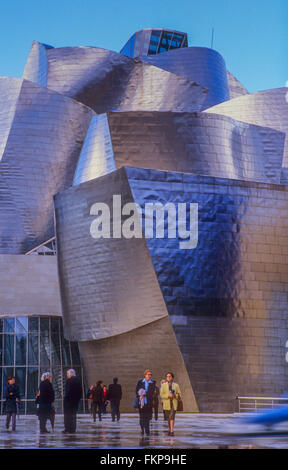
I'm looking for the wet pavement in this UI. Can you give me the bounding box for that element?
[1,412,288,449]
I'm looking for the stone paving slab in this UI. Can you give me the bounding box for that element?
[1,413,288,449]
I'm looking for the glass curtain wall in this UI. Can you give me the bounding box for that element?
[0,316,86,415]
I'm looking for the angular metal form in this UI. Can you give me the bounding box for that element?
[74,111,285,184]
[227,71,249,99]
[141,47,230,108]
[0,77,94,253]
[23,43,209,113]
[204,88,288,178]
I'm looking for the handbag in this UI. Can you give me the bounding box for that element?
[133,396,139,408]
[177,397,184,412]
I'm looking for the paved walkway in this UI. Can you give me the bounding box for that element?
[1,412,288,449]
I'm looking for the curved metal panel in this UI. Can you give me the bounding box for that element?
[0,78,94,254]
[25,45,209,113]
[141,47,230,108]
[204,88,288,174]
[73,111,284,187]
[54,167,168,342]
[73,114,116,185]
[0,77,22,159]
[22,40,53,87]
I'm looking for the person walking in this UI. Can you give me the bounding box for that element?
[160,372,182,436]
[92,380,104,422]
[135,369,156,436]
[37,372,55,433]
[5,376,20,431]
[63,369,82,433]
[107,377,122,422]
[86,385,95,416]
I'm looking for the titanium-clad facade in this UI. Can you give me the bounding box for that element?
[1,27,287,413]
[73,111,285,185]
[204,88,288,180]
[0,77,94,254]
[55,167,288,412]
[23,44,208,114]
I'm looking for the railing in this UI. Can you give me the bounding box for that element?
[25,236,56,256]
[236,396,288,413]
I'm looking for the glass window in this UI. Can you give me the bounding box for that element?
[28,317,39,333]
[51,318,59,334]
[27,367,39,399]
[28,334,39,365]
[16,334,26,365]
[40,333,50,366]
[51,334,61,365]
[40,317,49,334]
[70,342,81,365]
[15,367,26,398]
[4,334,14,366]
[15,317,28,334]
[0,318,3,333]
[62,338,71,366]
[52,366,63,399]
[4,318,15,333]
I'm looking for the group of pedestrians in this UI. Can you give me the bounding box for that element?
[86,377,122,423]
[4,369,182,437]
[4,369,82,434]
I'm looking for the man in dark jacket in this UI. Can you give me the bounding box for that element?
[37,372,55,433]
[136,369,156,436]
[107,377,122,422]
[63,369,82,433]
[5,376,20,431]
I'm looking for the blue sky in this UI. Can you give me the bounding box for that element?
[0,0,287,93]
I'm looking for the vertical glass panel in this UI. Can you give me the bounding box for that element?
[51,334,61,365]
[16,334,27,365]
[70,342,81,365]
[40,332,50,367]
[28,317,39,333]
[4,318,15,333]
[0,318,3,333]
[52,366,63,399]
[28,334,39,365]
[51,318,59,334]
[61,338,71,366]
[4,335,14,366]
[40,317,49,334]
[15,317,28,334]
[15,367,26,399]
[0,333,3,365]
[27,367,39,399]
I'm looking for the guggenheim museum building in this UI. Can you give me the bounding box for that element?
[0,28,287,413]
